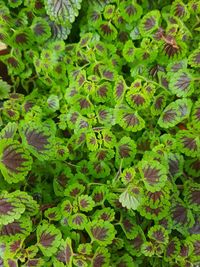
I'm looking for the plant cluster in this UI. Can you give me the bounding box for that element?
[0,0,200,266]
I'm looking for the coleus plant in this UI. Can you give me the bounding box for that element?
[0,0,200,266]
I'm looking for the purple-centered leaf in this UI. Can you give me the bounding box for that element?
[55,238,73,266]
[37,222,62,257]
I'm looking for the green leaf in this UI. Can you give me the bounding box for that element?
[188,48,200,68]
[119,184,143,210]
[126,90,150,110]
[120,167,135,185]
[0,191,25,226]
[85,220,116,246]
[93,207,115,222]
[68,213,88,230]
[115,136,137,168]
[169,71,194,97]
[119,1,143,23]
[31,17,51,43]
[176,130,200,157]
[98,21,117,41]
[91,247,110,267]
[113,76,127,103]
[122,40,136,62]
[158,98,192,128]
[138,160,167,192]
[0,122,17,139]
[78,195,95,212]
[53,238,73,267]
[37,221,62,257]
[191,99,200,129]
[148,225,169,244]
[0,79,11,100]
[171,0,190,21]
[0,139,32,183]
[19,122,55,160]
[115,106,145,132]
[45,0,82,26]
[139,10,160,37]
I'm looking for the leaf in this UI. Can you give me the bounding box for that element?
[119,184,143,210]
[164,237,180,261]
[13,191,39,216]
[64,183,85,198]
[88,160,110,179]
[167,153,184,180]
[90,247,110,267]
[148,225,169,244]
[94,82,112,103]
[54,238,73,267]
[8,0,22,7]
[139,10,160,37]
[169,71,194,97]
[37,221,62,257]
[101,129,116,149]
[47,95,59,111]
[113,76,127,103]
[12,29,32,49]
[158,98,192,128]
[191,99,200,129]
[0,215,32,240]
[126,90,150,110]
[138,160,167,192]
[31,18,51,43]
[120,167,135,185]
[93,207,115,222]
[98,21,117,41]
[122,40,136,62]
[85,220,116,246]
[186,234,200,262]
[116,106,145,132]
[0,122,17,139]
[185,158,200,177]
[171,199,194,234]
[188,48,200,68]
[78,195,95,212]
[22,258,45,267]
[44,207,61,221]
[0,79,11,99]
[171,0,190,21]
[20,122,54,160]
[115,136,137,168]
[119,1,143,23]
[0,139,32,184]
[125,229,146,256]
[120,214,139,240]
[151,93,167,115]
[141,241,155,256]
[61,199,72,217]
[183,182,200,212]
[68,213,87,230]
[176,130,200,157]
[45,0,82,26]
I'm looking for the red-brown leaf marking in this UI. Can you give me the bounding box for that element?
[40,231,56,247]
[91,226,108,241]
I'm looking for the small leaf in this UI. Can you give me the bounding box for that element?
[141,241,155,256]
[115,136,137,167]
[126,90,150,110]
[151,93,167,115]
[113,76,127,103]
[191,99,200,129]
[85,220,116,246]
[122,40,136,62]
[120,167,135,185]
[12,29,32,49]
[148,225,169,244]
[119,1,143,23]
[0,122,17,139]
[93,207,115,222]
[119,185,143,210]
[78,195,95,212]
[0,79,11,100]
[68,213,87,230]
[171,0,190,21]
[37,221,62,257]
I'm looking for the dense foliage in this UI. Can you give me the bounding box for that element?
[0,0,200,266]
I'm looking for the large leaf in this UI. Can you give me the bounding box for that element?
[158,98,192,128]
[176,130,200,157]
[45,0,82,26]
[37,221,62,257]
[53,238,73,267]
[0,139,32,183]
[138,160,167,192]
[169,71,194,97]
[20,122,54,160]
[85,220,116,246]
[0,191,25,226]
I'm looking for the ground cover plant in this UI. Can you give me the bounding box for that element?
[0,0,200,266]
